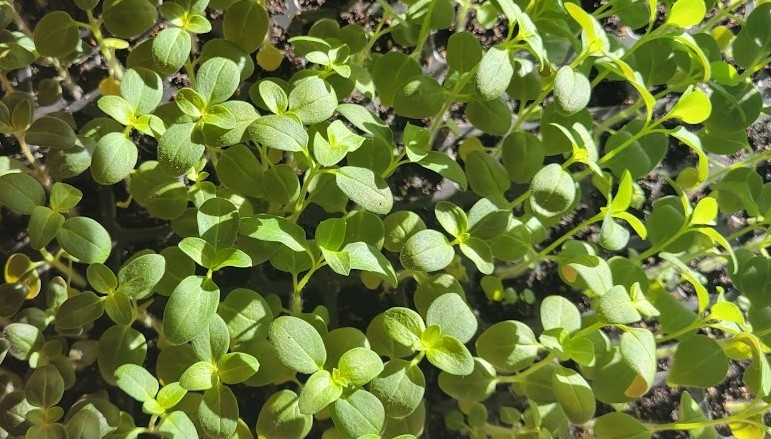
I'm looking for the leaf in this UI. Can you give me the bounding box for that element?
[55,291,105,329]
[426,293,477,344]
[25,364,64,408]
[115,364,159,402]
[372,52,422,107]
[180,361,217,391]
[28,206,65,250]
[465,150,509,197]
[258,80,289,114]
[239,215,308,252]
[298,370,343,415]
[269,315,327,374]
[459,237,494,275]
[619,328,656,397]
[120,67,163,115]
[151,27,191,75]
[117,253,165,298]
[222,0,269,53]
[158,122,205,176]
[426,335,474,376]
[217,352,260,384]
[332,389,385,439]
[33,11,79,58]
[199,383,239,439]
[342,242,397,286]
[97,325,147,385]
[400,229,455,273]
[383,307,425,349]
[553,66,591,115]
[466,97,511,135]
[446,31,483,73]
[4,322,43,360]
[530,163,576,218]
[104,290,134,325]
[475,45,512,100]
[26,116,77,149]
[156,383,187,410]
[248,114,308,152]
[198,197,239,250]
[178,237,216,269]
[666,87,711,124]
[216,144,264,198]
[438,357,497,403]
[0,172,46,215]
[475,320,539,372]
[102,0,157,39]
[288,77,338,125]
[552,365,595,424]
[217,287,274,345]
[333,166,393,215]
[158,411,197,438]
[393,75,444,120]
[338,347,384,386]
[540,295,582,334]
[195,57,241,105]
[668,335,728,388]
[595,285,642,324]
[594,412,651,439]
[91,132,137,185]
[418,151,468,190]
[49,182,83,213]
[666,0,706,28]
[560,255,614,295]
[256,390,312,439]
[163,275,221,346]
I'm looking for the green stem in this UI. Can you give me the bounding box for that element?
[646,402,771,432]
[287,165,318,223]
[0,71,14,93]
[40,248,87,287]
[497,354,555,384]
[411,0,438,60]
[86,10,123,79]
[15,133,51,188]
[696,0,744,33]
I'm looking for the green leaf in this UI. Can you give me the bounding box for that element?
[258,80,289,114]
[28,206,65,250]
[218,288,273,345]
[156,383,187,410]
[158,411,197,438]
[269,315,327,374]
[332,389,385,439]
[426,293,477,344]
[56,217,112,264]
[4,322,43,360]
[342,242,397,286]
[666,86,711,124]
[466,97,512,135]
[553,66,591,115]
[417,151,468,190]
[97,324,147,385]
[595,285,642,324]
[25,364,64,408]
[438,357,497,403]
[288,77,338,125]
[178,237,216,269]
[0,282,28,318]
[104,290,134,325]
[248,114,308,152]
[446,31,483,73]
[540,295,581,334]
[372,52,422,107]
[0,172,46,215]
[195,57,240,105]
[400,229,454,273]
[256,390,312,439]
[383,307,425,349]
[552,365,595,424]
[426,335,474,375]
[180,361,217,391]
[91,132,137,185]
[239,215,308,252]
[158,122,205,176]
[49,182,83,213]
[26,116,77,149]
[217,352,260,384]
[102,0,157,39]
[115,364,159,402]
[299,369,343,415]
[369,359,425,418]
[263,164,301,205]
[222,0,269,53]
[163,275,221,345]
[117,253,165,299]
[199,383,238,439]
[678,391,718,439]
[198,197,239,250]
[55,291,104,329]
[619,328,656,397]
[338,347,384,386]
[475,320,539,372]
[216,144,264,198]
[393,75,444,120]
[560,255,614,295]
[33,11,79,58]
[475,45,512,100]
[120,67,163,115]
[151,27,192,75]
[668,335,728,388]
[530,163,576,218]
[666,0,706,28]
[333,166,393,215]
[383,211,426,253]
[191,313,229,363]
[459,237,494,275]
[594,412,651,439]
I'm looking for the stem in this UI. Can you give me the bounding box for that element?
[0,71,14,93]
[497,354,555,383]
[646,402,771,432]
[15,133,51,188]
[410,0,438,60]
[287,165,318,223]
[40,248,87,287]
[696,0,744,33]
[86,10,123,78]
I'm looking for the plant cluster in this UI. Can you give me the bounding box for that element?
[0,0,770,438]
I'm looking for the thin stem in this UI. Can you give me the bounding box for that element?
[287,165,318,223]
[86,10,123,78]
[410,0,438,60]
[15,134,51,188]
[646,402,771,432]
[696,0,744,33]
[40,248,87,287]
[497,354,555,383]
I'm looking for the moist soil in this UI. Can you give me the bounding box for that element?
[1,1,769,438]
